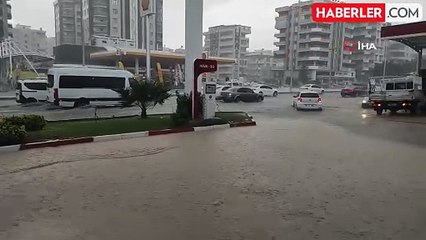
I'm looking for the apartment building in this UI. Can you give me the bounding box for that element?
[245,49,274,83]
[11,24,50,54]
[350,23,385,81]
[55,0,163,50]
[204,25,251,82]
[274,0,395,83]
[54,0,82,45]
[0,0,12,89]
[386,41,417,63]
[0,0,12,40]
[274,0,357,84]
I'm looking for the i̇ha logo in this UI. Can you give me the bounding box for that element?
[141,0,150,11]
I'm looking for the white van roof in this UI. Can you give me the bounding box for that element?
[48,67,134,78]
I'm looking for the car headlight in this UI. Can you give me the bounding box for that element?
[228,93,232,96]
[362,100,367,103]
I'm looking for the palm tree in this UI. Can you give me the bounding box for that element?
[122,80,171,118]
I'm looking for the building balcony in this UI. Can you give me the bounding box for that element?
[298,47,329,52]
[275,20,288,29]
[300,37,330,43]
[274,50,286,56]
[299,18,312,25]
[298,56,329,61]
[342,59,352,64]
[276,6,290,13]
[274,32,286,38]
[310,27,331,33]
[306,66,329,70]
[274,41,286,46]
[221,35,234,40]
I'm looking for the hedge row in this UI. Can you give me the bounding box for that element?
[0,115,46,146]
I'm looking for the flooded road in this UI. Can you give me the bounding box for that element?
[1,95,426,239]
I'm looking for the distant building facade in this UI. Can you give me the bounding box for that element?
[11,24,50,54]
[0,0,12,89]
[274,0,390,83]
[245,50,274,83]
[204,25,251,82]
[55,0,163,50]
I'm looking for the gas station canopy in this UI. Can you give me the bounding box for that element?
[90,48,236,67]
[381,21,426,52]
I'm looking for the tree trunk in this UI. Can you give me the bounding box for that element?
[141,105,148,118]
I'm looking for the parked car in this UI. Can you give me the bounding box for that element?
[221,87,264,103]
[341,85,368,97]
[292,91,323,111]
[361,97,373,109]
[252,85,279,97]
[216,86,232,100]
[16,79,48,103]
[300,84,324,94]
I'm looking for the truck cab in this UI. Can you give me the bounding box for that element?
[370,76,424,115]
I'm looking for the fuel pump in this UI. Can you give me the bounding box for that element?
[203,80,217,119]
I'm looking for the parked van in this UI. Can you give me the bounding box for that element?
[47,67,134,108]
[16,79,48,103]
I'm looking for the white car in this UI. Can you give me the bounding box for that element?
[253,85,279,97]
[292,91,323,111]
[216,85,232,99]
[16,79,48,103]
[299,84,324,94]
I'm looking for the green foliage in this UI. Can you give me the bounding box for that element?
[4,115,46,131]
[171,93,203,126]
[0,120,28,146]
[122,80,171,118]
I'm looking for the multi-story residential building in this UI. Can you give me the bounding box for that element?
[54,0,82,45]
[274,0,356,85]
[55,0,163,50]
[386,41,417,63]
[0,0,12,40]
[11,24,50,54]
[0,0,13,89]
[245,49,274,83]
[204,25,251,82]
[350,23,385,81]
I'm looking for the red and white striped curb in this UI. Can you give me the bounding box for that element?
[0,122,256,153]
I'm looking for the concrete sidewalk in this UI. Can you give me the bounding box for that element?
[0,91,15,100]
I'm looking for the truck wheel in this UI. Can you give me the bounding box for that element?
[376,109,383,115]
[74,98,90,108]
[234,97,241,103]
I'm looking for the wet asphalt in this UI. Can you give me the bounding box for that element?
[1,94,426,239]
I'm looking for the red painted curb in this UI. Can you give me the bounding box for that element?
[148,127,195,136]
[20,137,94,150]
[230,121,257,128]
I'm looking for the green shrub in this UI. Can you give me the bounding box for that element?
[4,115,46,131]
[172,93,203,126]
[0,120,28,146]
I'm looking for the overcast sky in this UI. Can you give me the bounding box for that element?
[11,0,425,51]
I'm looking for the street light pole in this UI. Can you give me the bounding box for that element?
[80,0,85,66]
[146,14,151,80]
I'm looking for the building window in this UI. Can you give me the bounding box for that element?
[113,9,118,14]
[113,0,118,5]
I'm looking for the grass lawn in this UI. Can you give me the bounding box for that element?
[25,112,252,142]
